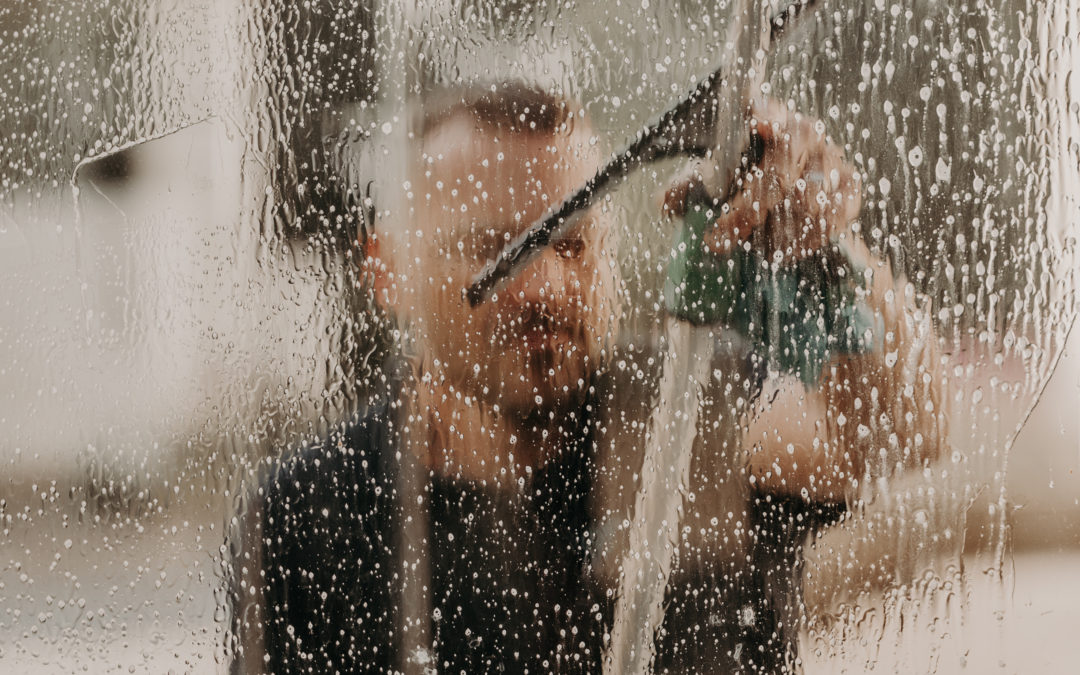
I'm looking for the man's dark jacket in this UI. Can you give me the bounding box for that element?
[256,386,607,673]
[246,371,844,674]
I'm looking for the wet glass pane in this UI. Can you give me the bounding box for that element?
[1,0,1078,673]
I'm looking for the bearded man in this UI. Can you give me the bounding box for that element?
[239,82,945,674]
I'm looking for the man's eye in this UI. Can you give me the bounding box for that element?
[553,238,585,260]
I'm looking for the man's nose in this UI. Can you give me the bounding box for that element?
[502,246,570,308]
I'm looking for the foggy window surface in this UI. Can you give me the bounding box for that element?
[1,1,1078,673]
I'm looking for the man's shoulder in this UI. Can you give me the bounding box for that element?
[255,403,406,672]
[263,404,400,506]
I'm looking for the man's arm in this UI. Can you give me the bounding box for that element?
[666,97,949,502]
[744,230,947,501]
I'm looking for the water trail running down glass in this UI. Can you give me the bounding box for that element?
[605,319,714,674]
[605,4,770,670]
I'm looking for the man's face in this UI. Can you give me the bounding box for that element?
[382,108,618,417]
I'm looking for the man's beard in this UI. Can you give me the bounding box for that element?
[476,304,597,418]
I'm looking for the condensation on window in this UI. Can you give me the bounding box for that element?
[1,1,1077,673]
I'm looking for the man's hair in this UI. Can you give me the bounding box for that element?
[418,81,577,138]
[359,81,584,251]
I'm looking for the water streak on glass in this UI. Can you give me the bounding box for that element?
[0,1,1077,673]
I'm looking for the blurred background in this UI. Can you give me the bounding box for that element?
[1,0,1078,672]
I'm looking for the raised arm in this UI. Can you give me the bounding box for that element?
[667,97,949,502]
[743,227,947,502]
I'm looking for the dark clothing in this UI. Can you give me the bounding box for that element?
[254,375,845,673]
[258,391,607,674]
[259,402,404,673]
